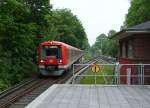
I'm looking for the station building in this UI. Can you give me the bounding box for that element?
[114,21,150,84]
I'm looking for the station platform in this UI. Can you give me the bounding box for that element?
[26,84,150,108]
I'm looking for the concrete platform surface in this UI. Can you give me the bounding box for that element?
[26,84,150,108]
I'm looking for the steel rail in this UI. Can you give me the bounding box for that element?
[0,58,97,108]
[71,59,97,84]
[72,56,116,84]
[0,78,48,108]
[0,78,37,100]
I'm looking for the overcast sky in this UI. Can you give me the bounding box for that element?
[51,0,130,46]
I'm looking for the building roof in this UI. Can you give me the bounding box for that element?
[127,21,150,30]
[111,21,150,39]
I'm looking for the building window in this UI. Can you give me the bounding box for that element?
[125,41,128,58]
[128,40,133,58]
[122,42,126,58]
[119,42,122,57]
[121,40,133,58]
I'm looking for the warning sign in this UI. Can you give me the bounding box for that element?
[91,64,100,73]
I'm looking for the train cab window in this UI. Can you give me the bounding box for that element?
[42,46,61,59]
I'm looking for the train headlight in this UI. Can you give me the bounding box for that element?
[58,60,62,63]
[40,60,44,63]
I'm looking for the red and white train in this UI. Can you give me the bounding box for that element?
[38,41,83,76]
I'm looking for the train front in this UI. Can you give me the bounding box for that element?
[38,41,66,76]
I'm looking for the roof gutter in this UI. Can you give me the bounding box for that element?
[110,29,150,39]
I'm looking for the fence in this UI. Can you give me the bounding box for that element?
[72,64,150,85]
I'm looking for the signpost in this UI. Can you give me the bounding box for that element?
[91,64,100,84]
[91,64,100,73]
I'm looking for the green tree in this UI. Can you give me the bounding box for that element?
[90,34,107,55]
[125,0,150,27]
[107,30,118,57]
[90,30,117,57]
[0,1,89,91]
[0,0,52,90]
[42,9,89,50]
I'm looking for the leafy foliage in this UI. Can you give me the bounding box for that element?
[90,30,118,57]
[0,0,39,90]
[125,0,150,27]
[0,0,89,91]
[41,9,89,50]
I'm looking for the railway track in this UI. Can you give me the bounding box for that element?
[9,75,70,108]
[67,59,97,84]
[71,56,115,84]
[0,59,97,108]
[97,55,116,63]
[97,55,116,84]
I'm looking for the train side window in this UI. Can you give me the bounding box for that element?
[67,48,71,63]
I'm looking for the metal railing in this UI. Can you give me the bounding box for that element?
[72,64,150,85]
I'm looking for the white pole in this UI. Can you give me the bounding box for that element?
[73,64,75,84]
[127,68,131,85]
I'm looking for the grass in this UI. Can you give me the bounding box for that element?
[83,53,93,61]
[80,61,114,84]
[80,68,105,84]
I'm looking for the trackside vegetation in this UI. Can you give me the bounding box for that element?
[125,0,150,27]
[91,0,150,57]
[80,61,114,84]
[90,30,118,57]
[0,0,150,90]
[0,0,89,91]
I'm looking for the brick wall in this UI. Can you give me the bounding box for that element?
[133,34,150,59]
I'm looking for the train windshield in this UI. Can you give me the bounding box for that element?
[42,46,61,59]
